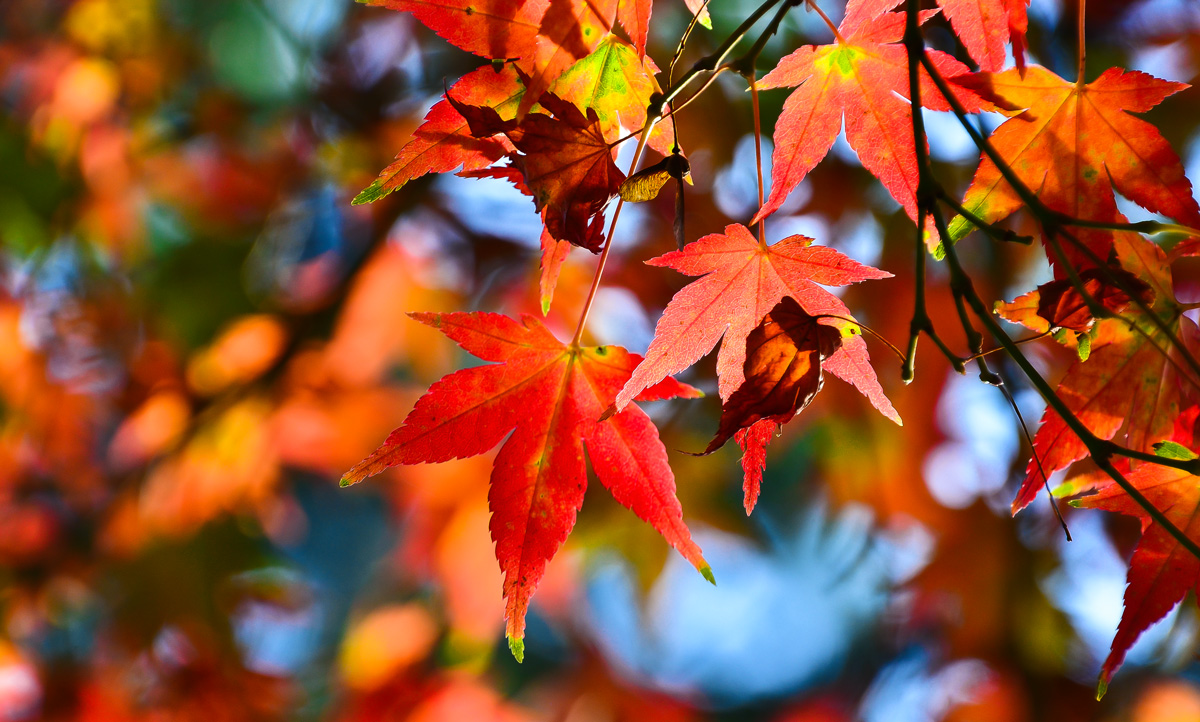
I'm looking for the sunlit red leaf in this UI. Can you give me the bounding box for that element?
[754,0,982,225]
[735,420,775,514]
[614,223,896,416]
[617,0,652,56]
[342,312,709,657]
[1074,442,1200,692]
[361,0,543,63]
[937,0,1029,71]
[611,224,899,502]
[538,227,571,314]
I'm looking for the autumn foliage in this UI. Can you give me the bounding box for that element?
[346,0,1200,696]
[8,0,1200,718]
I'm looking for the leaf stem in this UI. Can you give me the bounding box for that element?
[813,314,906,364]
[996,375,1072,540]
[960,330,1054,362]
[571,128,651,347]
[806,0,844,42]
[1077,0,1087,86]
[749,76,767,248]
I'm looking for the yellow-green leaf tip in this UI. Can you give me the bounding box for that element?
[1096,678,1108,701]
[700,564,716,586]
[508,635,525,663]
[352,179,387,206]
[339,476,353,488]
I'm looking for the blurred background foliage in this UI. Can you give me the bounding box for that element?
[2,0,1200,719]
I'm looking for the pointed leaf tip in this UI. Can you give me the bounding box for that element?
[351,179,385,206]
[339,476,353,488]
[700,564,716,586]
[1096,678,1108,701]
[508,635,525,663]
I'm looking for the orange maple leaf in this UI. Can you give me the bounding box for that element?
[949,66,1200,266]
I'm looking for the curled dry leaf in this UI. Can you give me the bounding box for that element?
[618,152,691,203]
[448,91,624,251]
[997,267,1153,335]
[703,297,842,455]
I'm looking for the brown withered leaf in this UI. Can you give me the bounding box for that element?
[997,267,1154,335]
[703,296,843,454]
[1035,267,1152,333]
[448,89,624,251]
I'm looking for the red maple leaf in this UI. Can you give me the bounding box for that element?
[611,223,900,511]
[937,0,1029,71]
[616,0,651,56]
[1072,414,1200,693]
[341,312,710,659]
[363,0,614,117]
[538,227,571,314]
[753,0,981,225]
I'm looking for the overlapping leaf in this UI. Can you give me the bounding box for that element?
[703,297,843,454]
[611,224,899,509]
[754,0,982,225]
[363,0,543,63]
[996,267,1151,335]
[949,66,1200,266]
[616,0,652,56]
[523,0,618,117]
[1009,235,1200,512]
[342,312,710,659]
[937,0,1029,71]
[363,0,614,117]
[552,35,675,155]
[353,66,523,205]
[450,91,625,250]
[538,227,571,314]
